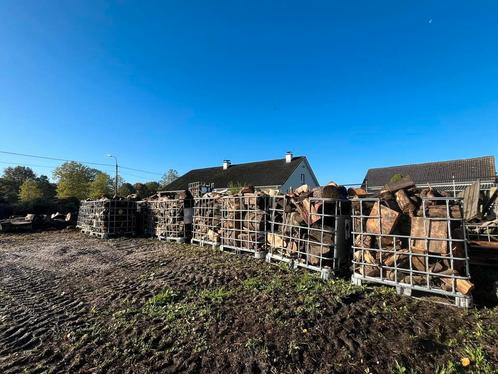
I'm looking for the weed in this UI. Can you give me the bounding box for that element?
[287,340,301,356]
[245,337,265,351]
[199,287,233,304]
[145,288,178,307]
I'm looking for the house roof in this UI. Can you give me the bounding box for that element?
[364,156,496,188]
[165,156,310,190]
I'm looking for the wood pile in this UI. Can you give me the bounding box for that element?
[267,183,350,271]
[192,192,224,244]
[220,186,269,252]
[463,180,498,268]
[77,198,137,236]
[145,190,193,239]
[351,176,474,297]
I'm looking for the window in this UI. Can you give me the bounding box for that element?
[300,173,305,183]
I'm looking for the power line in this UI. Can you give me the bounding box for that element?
[0,160,157,182]
[0,150,163,176]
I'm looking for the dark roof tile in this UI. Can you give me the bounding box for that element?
[364,156,496,188]
[165,157,306,190]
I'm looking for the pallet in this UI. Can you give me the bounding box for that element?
[219,245,266,259]
[265,252,332,280]
[157,236,186,244]
[351,274,473,308]
[191,238,219,249]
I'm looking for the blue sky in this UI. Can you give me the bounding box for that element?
[0,1,497,185]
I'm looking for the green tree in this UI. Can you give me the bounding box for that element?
[118,182,135,197]
[89,172,112,199]
[145,181,160,196]
[53,162,96,200]
[36,175,57,200]
[0,166,36,203]
[18,179,44,202]
[160,169,179,187]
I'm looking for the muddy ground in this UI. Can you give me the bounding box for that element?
[0,230,497,373]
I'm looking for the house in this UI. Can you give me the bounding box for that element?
[363,156,496,194]
[164,152,319,193]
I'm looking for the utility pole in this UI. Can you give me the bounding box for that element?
[107,154,118,196]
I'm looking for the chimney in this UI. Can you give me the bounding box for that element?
[285,151,293,163]
[223,160,231,170]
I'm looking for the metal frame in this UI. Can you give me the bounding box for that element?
[351,196,472,307]
[77,199,137,238]
[466,222,498,243]
[220,194,269,258]
[266,195,351,279]
[191,196,222,247]
[188,181,214,198]
[145,198,192,242]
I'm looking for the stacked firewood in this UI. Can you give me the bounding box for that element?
[221,186,269,251]
[145,190,193,239]
[351,176,474,296]
[78,198,137,236]
[192,192,224,244]
[267,183,350,268]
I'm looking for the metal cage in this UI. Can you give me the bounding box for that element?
[220,194,269,257]
[191,195,222,247]
[267,195,351,279]
[351,196,472,307]
[77,199,137,238]
[145,198,193,242]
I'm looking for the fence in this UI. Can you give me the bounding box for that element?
[267,195,351,279]
[220,194,269,257]
[77,199,137,238]
[351,196,473,307]
[191,195,223,247]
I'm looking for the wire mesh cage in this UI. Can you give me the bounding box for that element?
[192,194,223,247]
[144,191,193,242]
[465,222,498,243]
[267,194,351,279]
[77,199,137,238]
[351,196,473,307]
[188,181,214,198]
[220,193,269,256]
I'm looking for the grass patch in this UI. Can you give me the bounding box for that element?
[199,287,233,304]
[145,288,179,307]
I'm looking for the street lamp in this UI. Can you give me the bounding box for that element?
[107,154,118,196]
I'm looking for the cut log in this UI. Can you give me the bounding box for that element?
[366,202,401,235]
[411,216,448,254]
[267,233,298,254]
[395,189,416,216]
[440,277,474,296]
[294,184,309,195]
[385,176,415,193]
[463,180,481,221]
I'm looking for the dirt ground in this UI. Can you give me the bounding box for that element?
[0,230,497,373]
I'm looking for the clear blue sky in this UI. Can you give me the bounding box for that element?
[1,1,497,185]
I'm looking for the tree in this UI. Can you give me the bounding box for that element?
[145,181,160,196]
[19,179,44,202]
[160,169,179,188]
[89,172,112,199]
[118,182,135,197]
[0,166,36,203]
[53,162,96,200]
[36,175,57,200]
[133,183,147,199]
